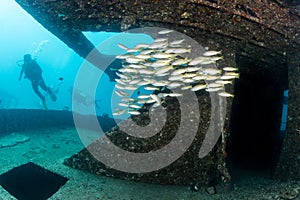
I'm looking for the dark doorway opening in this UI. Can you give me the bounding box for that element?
[0,162,68,200]
[226,51,288,179]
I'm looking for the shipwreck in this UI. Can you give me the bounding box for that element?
[14,0,300,186]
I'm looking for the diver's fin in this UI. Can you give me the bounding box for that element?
[49,90,57,102]
[42,100,48,110]
[50,93,57,102]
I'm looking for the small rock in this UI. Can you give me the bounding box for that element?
[205,186,217,195]
[277,187,299,200]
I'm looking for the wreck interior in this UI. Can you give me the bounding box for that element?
[226,52,288,177]
[8,0,300,187]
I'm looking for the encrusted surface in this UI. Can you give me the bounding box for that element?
[275,52,300,180]
[15,0,300,57]
[64,94,230,186]
[14,0,300,184]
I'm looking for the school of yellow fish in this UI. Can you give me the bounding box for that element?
[113,29,239,116]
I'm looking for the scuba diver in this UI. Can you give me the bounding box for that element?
[18,54,56,109]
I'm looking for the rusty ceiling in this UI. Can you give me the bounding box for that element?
[15,0,300,65]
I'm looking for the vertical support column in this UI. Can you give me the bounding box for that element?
[275,52,300,180]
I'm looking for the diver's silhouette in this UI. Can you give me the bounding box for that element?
[18,54,56,109]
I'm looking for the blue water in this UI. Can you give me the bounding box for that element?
[0,0,153,118]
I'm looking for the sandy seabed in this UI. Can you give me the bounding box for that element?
[0,127,299,200]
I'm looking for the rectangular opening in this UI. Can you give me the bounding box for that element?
[0,162,68,200]
[226,48,288,179]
